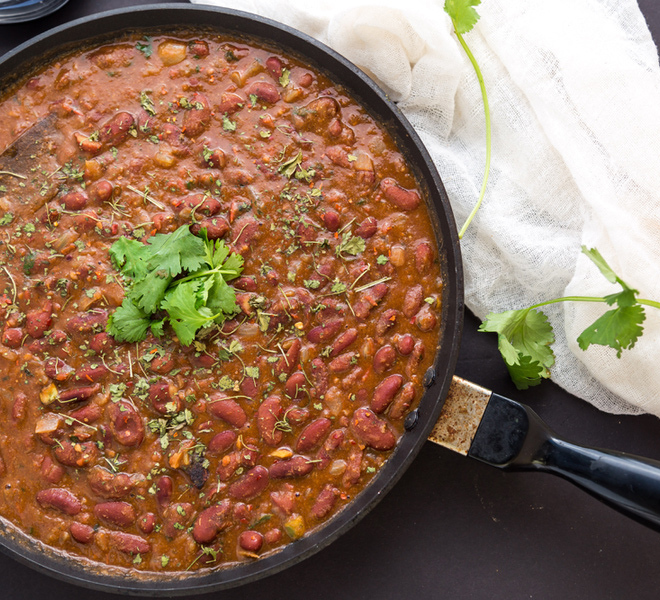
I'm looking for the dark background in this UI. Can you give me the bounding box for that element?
[2,1,660,598]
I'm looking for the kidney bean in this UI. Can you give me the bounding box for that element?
[322,209,341,232]
[353,283,389,319]
[98,112,134,146]
[70,402,103,424]
[161,502,195,538]
[406,340,425,380]
[371,374,404,414]
[307,318,343,343]
[373,345,396,374]
[240,375,259,398]
[229,465,269,501]
[233,276,257,292]
[88,332,114,355]
[2,327,22,348]
[296,417,331,453]
[342,445,364,488]
[350,407,397,451]
[415,304,438,332]
[414,240,435,273]
[107,531,150,555]
[155,475,173,507]
[148,381,180,415]
[380,177,421,210]
[330,328,358,358]
[355,216,378,238]
[36,488,82,515]
[61,191,88,211]
[54,439,98,467]
[265,55,283,78]
[137,512,156,535]
[403,284,424,319]
[94,501,136,528]
[26,301,52,339]
[217,92,244,115]
[284,371,307,401]
[12,392,28,422]
[65,309,108,334]
[208,430,238,455]
[311,484,340,519]
[269,455,314,479]
[182,92,211,137]
[239,530,263,553]
[257,396,284,446]
[329,352,357,373]
[264,528,283,545]
[108,401,144,447]
[375,309,399,337]
[275,338,301,377]
[389,382,416,420]
[70,522,95,544]
[75,365,108,383]
[88,467,146,499]
[316,428,346,470]
[248,81,280,104]
[208,397,247,428]
[193,500,232,544]
[58,384,101,404]
[189,39,209,57]
[232,215,261,252]
[310,358,329,398]
[394,333,415,356]
[41,455,64,484]
[193,216,230,241]
[87,180,113,203]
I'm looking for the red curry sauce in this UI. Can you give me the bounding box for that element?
[0,30,443,572]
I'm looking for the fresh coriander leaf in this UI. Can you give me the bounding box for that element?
[204,273,239,317]
[581,246,621,286]
[330,279,348,295]
[479,308,555,389]
[136,38,153,58]
[129,268,173,314]
[141,226,206,277]
[376,254,388,265]
[577,304,645,358]
[106,300,153,343]
[505,353,546,391]
[161,280,216,345]
[444,0,481,34]
[336,231,366,257]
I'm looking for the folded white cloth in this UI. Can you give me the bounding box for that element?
[191,0,660,417]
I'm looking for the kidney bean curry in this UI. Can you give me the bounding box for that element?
[0,30,443,573]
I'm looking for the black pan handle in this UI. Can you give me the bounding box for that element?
[468,393,660,531]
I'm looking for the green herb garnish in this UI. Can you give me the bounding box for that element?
[107,225,243,345]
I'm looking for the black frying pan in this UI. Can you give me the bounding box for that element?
[0,4,463,595]
[2,4,660,597]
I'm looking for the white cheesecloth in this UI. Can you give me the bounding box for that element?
[190,0,660,418]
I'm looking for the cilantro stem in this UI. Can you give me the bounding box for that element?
[527,295,660,311]
[169,265,236,287]
[453,24,491,240]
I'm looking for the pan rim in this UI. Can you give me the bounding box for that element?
[0,3,465,595]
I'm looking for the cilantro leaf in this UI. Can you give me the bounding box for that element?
[106,300,153,343]
[479,308,555,389]
[581,246,620,286]
[161,280,216,345]
[336,232,366,258]
[577,305,645,357]
[444,0,481,34]
[107,225,243,346]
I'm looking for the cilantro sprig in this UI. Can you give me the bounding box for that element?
[480,247,660,389]
[107,226,243,345]
[444,0,491,239]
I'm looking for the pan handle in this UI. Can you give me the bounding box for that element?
[469,392,660,531]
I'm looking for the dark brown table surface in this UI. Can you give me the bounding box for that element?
[2,1,660,598]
